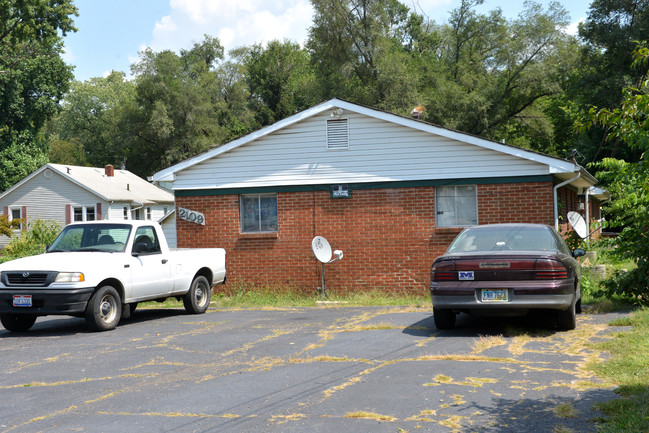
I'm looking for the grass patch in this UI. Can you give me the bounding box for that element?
[207,284,430,309]
[589,308,649,432]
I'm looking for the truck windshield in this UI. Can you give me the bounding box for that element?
[48,224,132,253]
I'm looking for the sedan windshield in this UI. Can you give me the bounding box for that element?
[48,224,132,253]
[447,226,559,253]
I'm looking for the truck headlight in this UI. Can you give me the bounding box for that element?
[55,272,85,283]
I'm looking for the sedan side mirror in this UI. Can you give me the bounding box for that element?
[573,248,586,258]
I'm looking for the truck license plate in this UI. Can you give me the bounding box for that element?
[13,295,32,307]
[481,289,508,302]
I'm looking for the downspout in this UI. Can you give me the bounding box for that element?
[585,187,590,244]
[554,171,581,231]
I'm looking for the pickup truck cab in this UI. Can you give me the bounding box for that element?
[0,220,226,332]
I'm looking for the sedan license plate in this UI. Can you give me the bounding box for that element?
[481,289,508,302]
[13,295,32,307]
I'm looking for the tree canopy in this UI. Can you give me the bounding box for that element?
[0,0,77,190]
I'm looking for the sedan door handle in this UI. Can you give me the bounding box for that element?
[162,259,168,264]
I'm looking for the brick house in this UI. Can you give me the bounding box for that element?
[152,99,609,294]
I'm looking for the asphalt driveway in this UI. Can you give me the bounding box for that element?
[0,306,628,432]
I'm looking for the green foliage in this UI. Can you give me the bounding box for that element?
[585,46,649,305]
[0,0,77,190]
[242,40,321,126]
[50,71,136,168]
[0,214,21,237]
[0,219,60,263]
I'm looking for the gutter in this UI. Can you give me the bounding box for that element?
[554,171,581,231]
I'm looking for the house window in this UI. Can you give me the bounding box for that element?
[326,118,349,149]
[72,205,97,222]
[240,194,278,233]
[146,207,152,220]
[436,185,478,227]
[9,207,22,229]
[123,206,129,220]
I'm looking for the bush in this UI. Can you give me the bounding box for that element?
[0,219,61,263]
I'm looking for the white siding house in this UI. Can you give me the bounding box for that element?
[1,164,175,247]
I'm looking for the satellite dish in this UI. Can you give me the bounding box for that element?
[312,236,332,263]
[568,211,588,239]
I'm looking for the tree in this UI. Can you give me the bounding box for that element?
[127,36,228,176]
[568,0,649,163]
[50,71,136,168]
[307,0,414,105]
[0,0,77,190]
[414,1,576,150]
[585,44,649,304]
[242,40,320,126]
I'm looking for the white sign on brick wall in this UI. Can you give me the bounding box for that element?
[178,207,205,225]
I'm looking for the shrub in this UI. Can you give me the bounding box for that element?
[0,219,61,263]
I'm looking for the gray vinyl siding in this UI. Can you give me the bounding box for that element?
[172,111,551,190]
[0,170,104,224]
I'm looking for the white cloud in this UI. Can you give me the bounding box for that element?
[149,0,313,55]
[565,17,584,36]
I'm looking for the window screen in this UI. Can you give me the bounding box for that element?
[436,185,478,227]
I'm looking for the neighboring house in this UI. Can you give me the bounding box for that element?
[152,98,609,293]
[1,163,175,247]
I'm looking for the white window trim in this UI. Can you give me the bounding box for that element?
[8,206,23,230]
[71,205,97,222]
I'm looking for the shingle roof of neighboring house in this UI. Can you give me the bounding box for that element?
[1,163,174,205]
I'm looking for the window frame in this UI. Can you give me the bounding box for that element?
[435,185,479,228]
[8,207,23,230]
[71,205,97,222]
[239,193,278,233]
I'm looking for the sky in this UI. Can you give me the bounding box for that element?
[63,0,594,82]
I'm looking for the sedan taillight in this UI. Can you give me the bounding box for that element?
[535,259,568,279]
[431,262,457,281]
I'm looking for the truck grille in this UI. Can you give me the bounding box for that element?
[2,271,57,287]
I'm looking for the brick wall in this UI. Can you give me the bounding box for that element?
[176,181,563,295]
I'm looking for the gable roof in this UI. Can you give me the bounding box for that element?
[151,98,597,189]
[1,163,174,205]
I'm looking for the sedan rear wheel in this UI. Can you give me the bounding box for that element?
[433,308,456,330]
[556,295,577,331]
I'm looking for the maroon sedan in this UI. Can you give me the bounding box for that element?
[430,224,585,331]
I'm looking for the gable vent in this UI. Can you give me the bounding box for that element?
[326,118,349,150]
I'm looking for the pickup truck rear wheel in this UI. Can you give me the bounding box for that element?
[1,313,37,332]
[85,285,121,331]
[183,276,211,314]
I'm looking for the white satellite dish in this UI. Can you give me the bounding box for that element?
[567,211,588,239]
[312,236,333,263]
[311,236,343,298]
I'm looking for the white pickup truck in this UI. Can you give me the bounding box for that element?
[0,220,226,332]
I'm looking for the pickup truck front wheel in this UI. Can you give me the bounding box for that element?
[1,313,37,332]
[85,285,122,331]
[183,276,211,314]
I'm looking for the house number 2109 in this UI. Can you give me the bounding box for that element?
[178,207,205,225]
